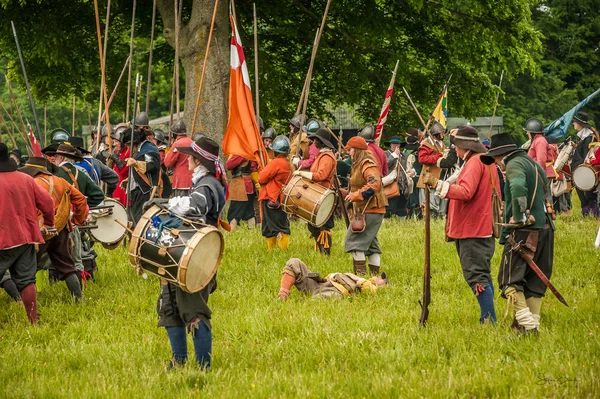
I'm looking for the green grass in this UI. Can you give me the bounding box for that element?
[1,201,599,398]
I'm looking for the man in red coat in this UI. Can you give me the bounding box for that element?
[164,120,193,197]
[107,124,131,207]
[422,126,500,324]
[358,125,389,176]
[0,143,55,325]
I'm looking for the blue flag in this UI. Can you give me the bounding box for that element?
[545,87,600,141]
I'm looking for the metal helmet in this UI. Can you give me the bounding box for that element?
[134,112,150,127]
[288,113,305,129]
[101,124,111,137]
[262,127,276,140]
[112,123,129,142]
[170,119,187,136]
[430,121,446,137]
[51,128,70,144]
[91,123,103,136]
[270,135,290,155]
[154,128,168,145]
[524,118,544,134]
[358,125,375,141]
[257,116,265,133]
[305,118,322,134]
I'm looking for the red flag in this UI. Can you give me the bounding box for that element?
[28,123,42,156]
[374,60,400,145]
[222,14,269,168]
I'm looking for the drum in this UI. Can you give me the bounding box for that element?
[572,164,599,192]
[88,198,129,249]
[281,175,337,227]
[129,206,224,293]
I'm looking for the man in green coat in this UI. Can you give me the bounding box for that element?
[482,133,555,335]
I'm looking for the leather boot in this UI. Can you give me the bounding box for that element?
[353,260,367,276]
[368,265,380,275]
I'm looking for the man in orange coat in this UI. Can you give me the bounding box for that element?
[20,157,88,300]
[258,136,293,250]
[293,128,337,255]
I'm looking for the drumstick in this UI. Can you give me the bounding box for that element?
[114,218,135,234]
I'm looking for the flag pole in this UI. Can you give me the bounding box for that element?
[487,70,504,140]
[10,21,42,144]
[253,3,260,120]
[125,0,136,122]
[190,0,221,134]
[145,0,158,114]
[374,59,400,146]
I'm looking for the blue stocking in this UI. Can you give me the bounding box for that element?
[192,322,212,370]
[476,282,497,324]
[166,326,188,364]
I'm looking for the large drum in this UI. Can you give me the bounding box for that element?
[129,206,224,293]
[88,198,129,249]
[282,175,337,227]
[572,164,599,192]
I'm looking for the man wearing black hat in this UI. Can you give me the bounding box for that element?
[571,112,599,217]
[20,157,88,300]
[403,130,423,219]
[293,128,338,255]
[0,143,55,325]
[422,126,500,324]
[481,133,555,334]
[151,136,227,370]
[69,136,119,195]
[382,136,412,219]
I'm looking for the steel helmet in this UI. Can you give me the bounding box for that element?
[112,123,129,142]
[305,118,322,134]
[134,112,150,127]
[257,116,265,133]
[170,119,187,136]
[51,128,70,144]
[262,127,276,140]
[270,135,290,155]
[523,118,544,134]
[154,128,168,145]
[430,121,446,137]
[358,125,375,141]
[288,113,305,129]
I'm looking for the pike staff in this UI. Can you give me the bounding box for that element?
[145,0,158,114]
[487,70,504,140]
[125,0,137,122]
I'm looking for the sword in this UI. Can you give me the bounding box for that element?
[506,235,568,307]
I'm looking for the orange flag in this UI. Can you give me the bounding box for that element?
[222,14,269,168]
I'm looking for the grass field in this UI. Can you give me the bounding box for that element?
[1,202,599,398]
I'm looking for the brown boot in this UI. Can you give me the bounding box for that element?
[353,260,367,276]
[368,265,380,275]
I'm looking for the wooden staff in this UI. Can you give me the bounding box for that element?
[7,82,27,134]
[190,0,221,133]
[72,96,76,136]
[97,0,111,135]
[295,29,319,116]
[44,103,47,146]
[0,111,17,148]
[0,102,32,154]
[169,66,176,128]
[325,126,344,150]
[145,0,158,114]
[93,0,113,156]
[253,3,260,120]
[125,0,137,122]
[101,56,131,121]
[174,0,182,118]
[487,70,504,140]
[419,186,431,326]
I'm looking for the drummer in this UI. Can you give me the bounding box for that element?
[258,135,293,250]
[292,128,337,255]
[147,136,227,370]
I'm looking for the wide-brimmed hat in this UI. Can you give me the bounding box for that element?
[177,136,224,177]
[42,143,59,155]
[573,112,591,128]
[307,128,335,149]
[406,127,420,138]
[404,135,419,151]
[385,135,405,148]
[47,143,84,161]
[19,156,53,177]
[452,126,487,153]
[68,136,91,155]
[345,136,368,150]
[480,132,520,165]
[0,143,18,172]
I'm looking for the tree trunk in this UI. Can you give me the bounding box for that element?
[156,0,229,143]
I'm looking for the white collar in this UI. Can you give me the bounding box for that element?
[192,164,210,184]
[578,127,593,140]
[319,148,333,153]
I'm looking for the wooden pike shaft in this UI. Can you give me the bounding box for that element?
[72,96,76,136]
[101,56,131,121]
[402,87,427,129]
[419,185,431,326]
[295,29,319,116]
[7,82,27,134]
[253,3,260,120]
[0,102,32,154]
[44,103,47,146]
[487,70,505,139]
[93,0,113,154]
[97,0,111,132]
[145,0,158,114]
[125,0,137,122]
[191,0,221,133]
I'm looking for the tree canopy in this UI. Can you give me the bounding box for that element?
[1,0,596,145]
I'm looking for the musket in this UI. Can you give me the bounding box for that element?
[11,21,42,145]
[487,70,504,140]
[126,73,141,223]
[333,176,349,228]
[419,185,431,326]
[506,235,568,307]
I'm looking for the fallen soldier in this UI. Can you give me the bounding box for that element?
[278,258,388,300]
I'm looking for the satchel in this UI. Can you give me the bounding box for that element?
[489,166,503,239]
[383,181,401,199]
[550,177,567,197]
[350,197,372,233]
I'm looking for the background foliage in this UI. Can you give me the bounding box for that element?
[0,0,598,146]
